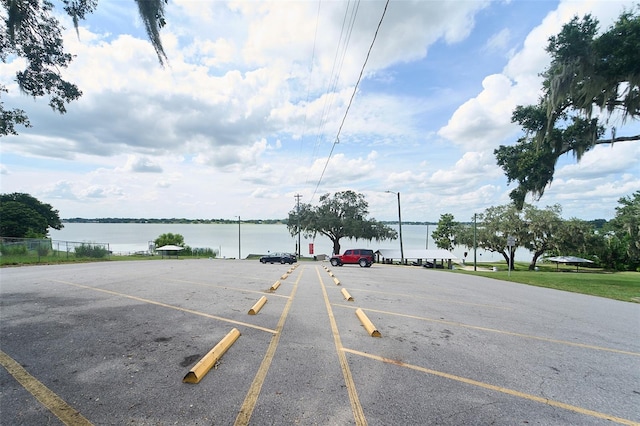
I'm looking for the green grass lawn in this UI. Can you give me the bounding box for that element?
[454,262,640,303]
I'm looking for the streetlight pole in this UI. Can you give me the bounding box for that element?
[386,191,404,265]
[473,213,477,271]
[426,224,429,249]
[237,215,241,260]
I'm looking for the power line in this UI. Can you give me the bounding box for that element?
[305,0,361,189]
[296,0,322,163]
[311,0,390,201]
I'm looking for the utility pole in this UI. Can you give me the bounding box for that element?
[426,224,429,249]
[397,192,404,265]
[473,213,477,271]
[385,191,404,265]
[294,193,302,258]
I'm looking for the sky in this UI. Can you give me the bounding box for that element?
[1,0,639,223]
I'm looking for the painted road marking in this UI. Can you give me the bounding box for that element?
[334,304,640,357]
[343,348,640,426]
[234,266,302,425]
[0,349,93,426]
[317,267,367,426]
[51,279,278,334]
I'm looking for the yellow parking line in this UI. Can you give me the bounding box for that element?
[0,349,93,426]
[51,280,277,334]
[318,267,367,426]
[334,304,640,357]
[234,267,303,425]
[342,348,640,426]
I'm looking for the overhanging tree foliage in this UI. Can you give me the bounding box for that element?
[1,0,168,136]
[496,7,640,208]
[0,192,63,237]
[287,190,397,255]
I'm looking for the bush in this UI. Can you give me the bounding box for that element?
[37,245,49,257]
[0,243,28,255]
[75,243,109,258]
[191,247,217,258]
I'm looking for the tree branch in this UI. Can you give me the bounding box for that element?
[559,134,640,155]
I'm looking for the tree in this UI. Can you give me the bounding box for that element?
[478,204,526,270]
[1,0,168,136]
[287,190,397,255]
[520,204,563,270]
[0,192,62,237]
[495,8,640,208]
[431,213,458,251]
[551,218,595,256]
[154,232,184,248]
[0,201,48,237]
[608,191,640,270]
[456,204,526,269]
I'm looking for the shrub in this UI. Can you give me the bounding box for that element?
[191,247,217,258]
[0,243,28,255]
[37,245,49,257]
[75,243,109,258]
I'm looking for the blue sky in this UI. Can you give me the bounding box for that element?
[1,0,639,222]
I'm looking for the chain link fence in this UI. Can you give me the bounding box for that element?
[1,237,111,265]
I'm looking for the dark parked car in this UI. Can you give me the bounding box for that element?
[259,252,297,264]
[330,249,374,267]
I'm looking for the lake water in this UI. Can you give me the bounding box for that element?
[50,223,530,262]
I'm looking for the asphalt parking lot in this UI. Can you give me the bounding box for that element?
[1,259,639,425]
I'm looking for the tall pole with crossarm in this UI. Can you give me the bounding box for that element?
[294,194,302,258]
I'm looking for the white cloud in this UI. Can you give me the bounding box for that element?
[437,74,522,151]
[485,28,511,53]
[123,156,163,173]
[41,181,79,200]
[2,0,637,223]
[297,151,379,190]
[557,142,639,177]
[194,138,269,170]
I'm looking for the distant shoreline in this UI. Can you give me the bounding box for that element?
[62,218,436,225]
[62,218,288,225]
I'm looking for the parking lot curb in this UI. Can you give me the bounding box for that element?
[341,288,354,301]
[248,296,268,315]
[269,280,281,292]
[183,328,241,384]
[355,308,381,337]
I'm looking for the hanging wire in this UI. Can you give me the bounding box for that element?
[311,0,390,201]
[296,0,322,162]
[306,0,361,187]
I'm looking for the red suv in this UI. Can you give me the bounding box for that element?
[330,249,374,267]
